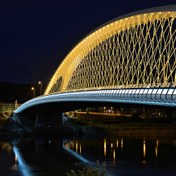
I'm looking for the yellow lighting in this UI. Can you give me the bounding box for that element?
[104,139,107,157]
[76,141,78,153]
[121,139,123,149]
[79,144,82,154]
[155,140,159,158]
[45,11,176,94]
[15,154,18,164]
[116,140,119,148]
[113,149,116,162]
[143,139,146,158]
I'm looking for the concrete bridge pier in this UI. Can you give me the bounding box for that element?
[12,111,74,137]
[7,113,33,136]
[142,108,153,119]
[32,112,74,136]
[4,112,65,136]
[34,112,63,129]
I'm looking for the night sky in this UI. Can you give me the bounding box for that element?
[0,0,176,85]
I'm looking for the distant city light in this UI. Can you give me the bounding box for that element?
[31,87,35,98]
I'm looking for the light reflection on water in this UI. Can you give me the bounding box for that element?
[63,139,89,163]
[13,146,34,176]
[0,137,176,176]
[63,137,176,175]
[63,137,161,163]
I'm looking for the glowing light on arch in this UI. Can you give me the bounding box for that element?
[45,9,176,95]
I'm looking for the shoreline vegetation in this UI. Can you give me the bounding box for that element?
[66,111,176,138]
[0,110,176,139]
[67,162,106,176]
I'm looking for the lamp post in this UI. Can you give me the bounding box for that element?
[38,81,43,95]
[31,87,36,98]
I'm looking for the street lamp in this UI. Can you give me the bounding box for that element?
[38,81,43,95]
[31,87,36,98]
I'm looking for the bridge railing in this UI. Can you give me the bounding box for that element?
[14,87,176,114]
[48,87,176,105]
[50,82,175,95]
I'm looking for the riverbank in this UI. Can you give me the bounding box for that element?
[69,112,176,138]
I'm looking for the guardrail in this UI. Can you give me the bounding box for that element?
[14,87,176,114]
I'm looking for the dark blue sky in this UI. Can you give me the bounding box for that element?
[0,0,176,84]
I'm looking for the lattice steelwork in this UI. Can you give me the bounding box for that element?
[45,11,176,95]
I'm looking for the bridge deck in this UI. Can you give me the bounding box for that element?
[14,88,176,114]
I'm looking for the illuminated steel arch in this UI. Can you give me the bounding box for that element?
[45,7,176,95]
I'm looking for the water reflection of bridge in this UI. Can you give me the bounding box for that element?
[1,137,175,176]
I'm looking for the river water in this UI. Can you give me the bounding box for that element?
[0,136,175,176]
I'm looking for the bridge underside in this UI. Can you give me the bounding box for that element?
[11,88,176,136]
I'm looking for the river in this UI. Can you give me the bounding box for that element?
[0,136,175,176]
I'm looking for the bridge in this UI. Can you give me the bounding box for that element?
[14,5,176,116]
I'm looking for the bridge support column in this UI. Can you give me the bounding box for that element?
[34,112,73,136]
[33,112,64,129]
[47,112,63,128]
[10,113,33,136]
[142,108,150,119]
[164,108,174,119]
[142,108,155,119]
[35,114,39,128]
[142,108,146,119]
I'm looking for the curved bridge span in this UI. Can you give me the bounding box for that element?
[14,88,176,114]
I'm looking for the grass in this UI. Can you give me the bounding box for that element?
[66,162,106,176]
